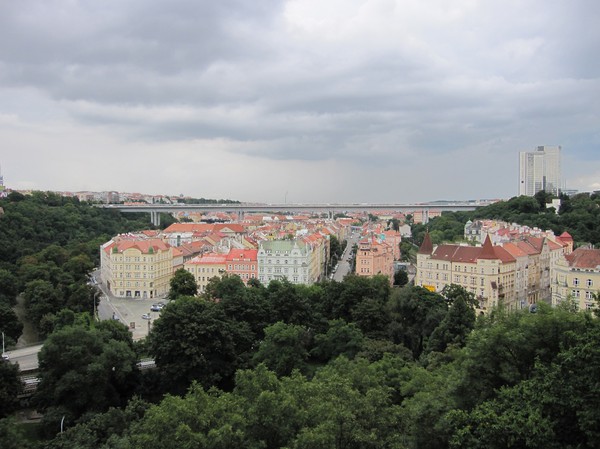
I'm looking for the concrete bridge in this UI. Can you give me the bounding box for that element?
[99,201,490,226]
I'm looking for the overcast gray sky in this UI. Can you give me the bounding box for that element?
[1,0,599,203]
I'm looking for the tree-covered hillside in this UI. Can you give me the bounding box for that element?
[413,192,600,247]
[0,191,155,339]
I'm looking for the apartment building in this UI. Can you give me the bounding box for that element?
[257,239,316,285]
[416,234,517,311]
[100,237,174,299]
[355,235,395,283]
[225,249,258,284]
[552,247,600,311]
[184,253,227,294]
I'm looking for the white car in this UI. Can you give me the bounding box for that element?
[1,353,9,361]
[141,313,151,320]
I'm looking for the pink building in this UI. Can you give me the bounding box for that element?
[355,236,394,283]
[225,249,258,284]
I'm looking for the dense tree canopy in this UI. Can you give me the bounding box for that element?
[168,268,198,299]
[412,192,600,247]
[34,320,140,428]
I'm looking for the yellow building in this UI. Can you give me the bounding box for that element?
[416,234,517,311]
[184,253,228,294]
[100,237,173,299]
[552,247,600,311]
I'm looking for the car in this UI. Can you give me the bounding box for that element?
[141,313,151,320]
[150,304,161,312]
[1,353,9,362]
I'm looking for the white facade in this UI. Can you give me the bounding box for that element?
[519,145,562,196]
[257,239,314,285]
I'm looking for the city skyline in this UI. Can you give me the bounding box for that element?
[1,1,599,203]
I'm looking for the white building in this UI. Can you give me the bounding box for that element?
[519,145,562,196]
[257,239,315,285]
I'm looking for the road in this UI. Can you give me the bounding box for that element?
[333,233,360,282]
[4,344,43,371]
[92,272,164,341]
[5,274,164,371]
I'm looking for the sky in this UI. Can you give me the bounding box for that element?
[1,0,599,203]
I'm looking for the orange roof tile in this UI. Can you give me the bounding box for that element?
[226,249,258,262]
[107,238,171,255]
[566,248,600,269]
[187,253,228,264]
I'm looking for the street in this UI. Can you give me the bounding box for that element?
[3,344,43,372]
[333,232,360,282]
[93,271,166,341]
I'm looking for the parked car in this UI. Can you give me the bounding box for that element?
[150,304,161,312]
[1,353,9,362]
[141,313,151,320]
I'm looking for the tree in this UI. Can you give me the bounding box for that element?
[0,303,23,344]
[22,279,62,333]
[34,323,139,422]
[393,269,409,287]
[454,304,594,409]
[426,295,476,354]
[42,397,149,449]
[267,279,316,326]
[253,321,310,377]
[386,286,447,359]
[148,297,254,394]
[388,218,400,231]
[0,360,22,418]
[310,319,364,362]
[168,268,198,299]
[0,269,18,306]
[0,417,32,449]
[448,323,600,449]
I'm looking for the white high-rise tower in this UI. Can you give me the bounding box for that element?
[0,164,5,198]
[519,145,562,196]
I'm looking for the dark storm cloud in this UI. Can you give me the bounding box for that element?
[1,0,600,200]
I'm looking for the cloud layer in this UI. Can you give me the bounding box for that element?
[1,0,599,202]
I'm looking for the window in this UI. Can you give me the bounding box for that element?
[586,291,594,300]
[586,279,593,288]
[573,278,580,286]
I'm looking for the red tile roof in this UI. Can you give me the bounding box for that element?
[106,238,171,255]
[226,249,258,262]
[418,232,433,254]
[566,248,600,269]
[429,240,515,264]
[187,253,228,264]
[478,235,496,259]
[502,242,529,258]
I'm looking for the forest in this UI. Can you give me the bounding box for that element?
[411,191,600,248]
[1,191,600,448]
